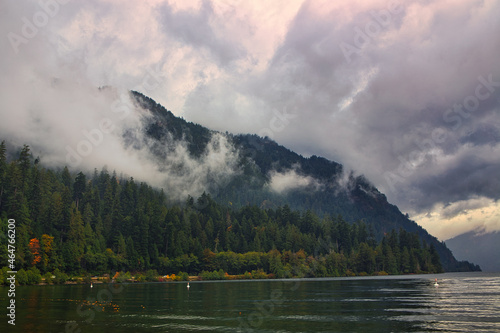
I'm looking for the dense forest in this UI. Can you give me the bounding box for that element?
[0,141,457,285]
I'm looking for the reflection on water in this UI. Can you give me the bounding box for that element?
[2,272,499,332]
[394,275,500,332]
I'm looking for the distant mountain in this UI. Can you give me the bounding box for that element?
[446,231,500,272]
[130,91,480,272]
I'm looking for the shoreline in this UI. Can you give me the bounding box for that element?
[22,271,463,286]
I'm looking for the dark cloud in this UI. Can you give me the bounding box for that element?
[408,147,500,210]
[250,1,500,219]
[1,0,499,238]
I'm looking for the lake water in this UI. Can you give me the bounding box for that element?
[1,272,499,332]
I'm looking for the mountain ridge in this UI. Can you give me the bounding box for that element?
[130,90,480,272]
[446,230,500,272]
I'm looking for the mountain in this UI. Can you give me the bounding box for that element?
[446,231,500,272]
[129,91,480,272]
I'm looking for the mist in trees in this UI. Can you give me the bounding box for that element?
[0,142,450,281]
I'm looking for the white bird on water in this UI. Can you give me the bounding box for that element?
[434,278,439,287]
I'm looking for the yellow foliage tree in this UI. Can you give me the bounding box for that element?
[41,234,54,268]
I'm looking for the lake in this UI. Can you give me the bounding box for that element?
[1,272,499,332]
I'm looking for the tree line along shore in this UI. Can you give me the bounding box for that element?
[1,143,446,287]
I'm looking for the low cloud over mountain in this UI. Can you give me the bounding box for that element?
[1,0,499,239]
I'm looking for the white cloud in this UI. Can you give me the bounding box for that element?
[268,165,321,194]
[150,132,242,199]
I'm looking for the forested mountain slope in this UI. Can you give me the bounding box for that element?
[129,91,479,272]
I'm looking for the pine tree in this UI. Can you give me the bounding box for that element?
[356,242,376,274]
[116,233,127,258]
[61,166,72,189]
[429,243,443,273]
[18,145,32,192]
[65,203,85,271]
[401,247,410,273]
[0,140,6,209]
[5,161,22,215]
[49,192,64,238]
[73,172,86,210]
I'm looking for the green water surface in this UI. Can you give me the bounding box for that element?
[1,272,499,332]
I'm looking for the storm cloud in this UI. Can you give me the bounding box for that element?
[1,0,499,239]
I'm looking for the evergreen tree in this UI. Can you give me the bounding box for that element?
[18,145,32,192]
[0,140,6,209]
[61,166,72,189]
[65,204,85,272]
[73,172,86,210]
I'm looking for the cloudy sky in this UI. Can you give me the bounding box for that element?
[1,0,499,240]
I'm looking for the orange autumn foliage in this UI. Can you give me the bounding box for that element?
[29,238,42,265]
